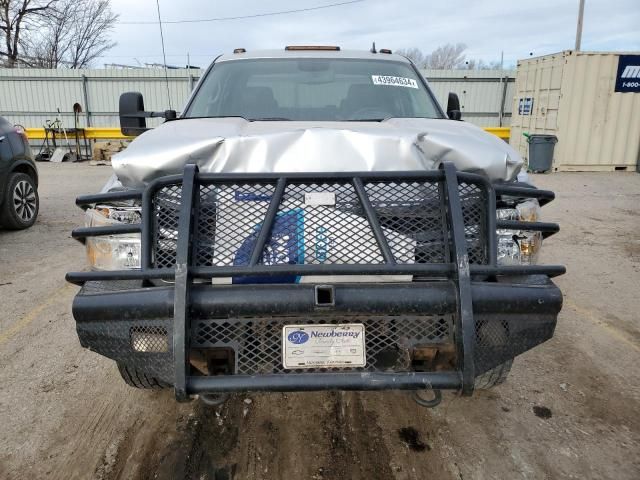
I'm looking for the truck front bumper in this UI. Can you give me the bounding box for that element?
[73,277,562,395]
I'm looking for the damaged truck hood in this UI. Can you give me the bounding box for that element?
[112,117,523,188]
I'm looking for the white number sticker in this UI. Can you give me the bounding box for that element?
[372,75,419,89]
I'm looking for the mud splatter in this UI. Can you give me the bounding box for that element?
[398,427,430,452]
[533,406,553,419]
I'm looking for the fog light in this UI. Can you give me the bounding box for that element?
[130,327,169,353]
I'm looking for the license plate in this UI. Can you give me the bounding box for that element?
[282,324,366,369]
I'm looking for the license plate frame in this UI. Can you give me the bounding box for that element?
[282,324,366,369]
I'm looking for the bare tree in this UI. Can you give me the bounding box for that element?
[396,44,468,69]
[425,43,468,69]
[67,0,117,68]
[25,0,117,68]
[22,0,70,67]
[395,47,427,68]
[461,59,504,70]
[0,0,57,67]
[396,44,509,70]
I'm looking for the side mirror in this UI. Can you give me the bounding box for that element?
[119,92,178,136]
[447,92,462,121]
[119,92,147,136]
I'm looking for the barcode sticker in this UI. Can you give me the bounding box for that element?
[372,75,419,89]
[304,192,336,206]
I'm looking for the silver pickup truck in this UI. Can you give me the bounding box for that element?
[67,46,564,407]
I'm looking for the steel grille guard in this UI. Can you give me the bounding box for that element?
[67,163,565,400]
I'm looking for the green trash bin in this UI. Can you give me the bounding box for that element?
[526,134,557,173]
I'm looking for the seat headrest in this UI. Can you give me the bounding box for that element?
[237,87,278,117]
[341,84,397,115]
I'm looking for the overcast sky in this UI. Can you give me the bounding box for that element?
[102,0,640,68]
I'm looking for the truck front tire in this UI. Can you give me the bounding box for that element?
[474,360,513,389]
[117,362,170,389]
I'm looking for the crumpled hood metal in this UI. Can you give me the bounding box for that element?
[112,117,523,188]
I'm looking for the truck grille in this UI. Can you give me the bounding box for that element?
[152,179,488,269]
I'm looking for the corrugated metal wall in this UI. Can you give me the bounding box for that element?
[422,69,515,127]
[0,68,514,129]
[510,51,640,171]
[0,69,198,128]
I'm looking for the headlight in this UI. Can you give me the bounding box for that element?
[85,206,141,270]
[496,199,542,265]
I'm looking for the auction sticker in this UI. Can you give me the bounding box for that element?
[372,75,418,88]
[282,324,366,369]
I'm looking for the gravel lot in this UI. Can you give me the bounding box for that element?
[0,163,639,480]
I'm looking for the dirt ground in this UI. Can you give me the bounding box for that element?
[1,163,639,480]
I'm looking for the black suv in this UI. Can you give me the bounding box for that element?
[0,116,39,229]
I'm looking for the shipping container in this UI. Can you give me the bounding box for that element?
[510,51,640,172]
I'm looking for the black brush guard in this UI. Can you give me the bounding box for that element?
[67,163,564,401]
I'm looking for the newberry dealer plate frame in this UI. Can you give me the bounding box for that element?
[282,323,367,369]
[67,162,564,401]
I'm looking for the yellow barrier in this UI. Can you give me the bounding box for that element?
[26,126,511,141]
[484,127,510,140]
[25,127,128,140]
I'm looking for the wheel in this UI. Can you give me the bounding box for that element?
[116,362,170,389]
[199,393,229,406]
[0,172,39,229]
[474,359,513,389]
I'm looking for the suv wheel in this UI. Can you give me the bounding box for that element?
[0,173,39,229]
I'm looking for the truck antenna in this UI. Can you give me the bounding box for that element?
[155,0,173,110]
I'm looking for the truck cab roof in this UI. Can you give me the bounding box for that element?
[215,47,411,64]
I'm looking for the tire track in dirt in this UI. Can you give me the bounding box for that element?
[358,391,456,480]
[48,391,136,479]
[132,398,241,480]
[317,391,394,480]
[130,391,398,479]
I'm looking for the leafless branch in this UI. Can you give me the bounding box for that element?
[1,0,117,68]
[396,44,506,70]
[0,0,60,66]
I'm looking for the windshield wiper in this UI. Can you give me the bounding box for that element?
[248,117,292,121]
[345,118,386,122]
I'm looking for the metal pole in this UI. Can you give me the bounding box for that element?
[155,0,173,110]
[498,51,504,126]
[575,0,585,51]
[500,75,509,129]
[81,74,91,127]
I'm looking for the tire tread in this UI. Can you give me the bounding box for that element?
[117,363,170,390]
[474,359,513,389]
[0,172,39,229]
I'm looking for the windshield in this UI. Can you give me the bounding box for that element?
[184,58,443,121]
